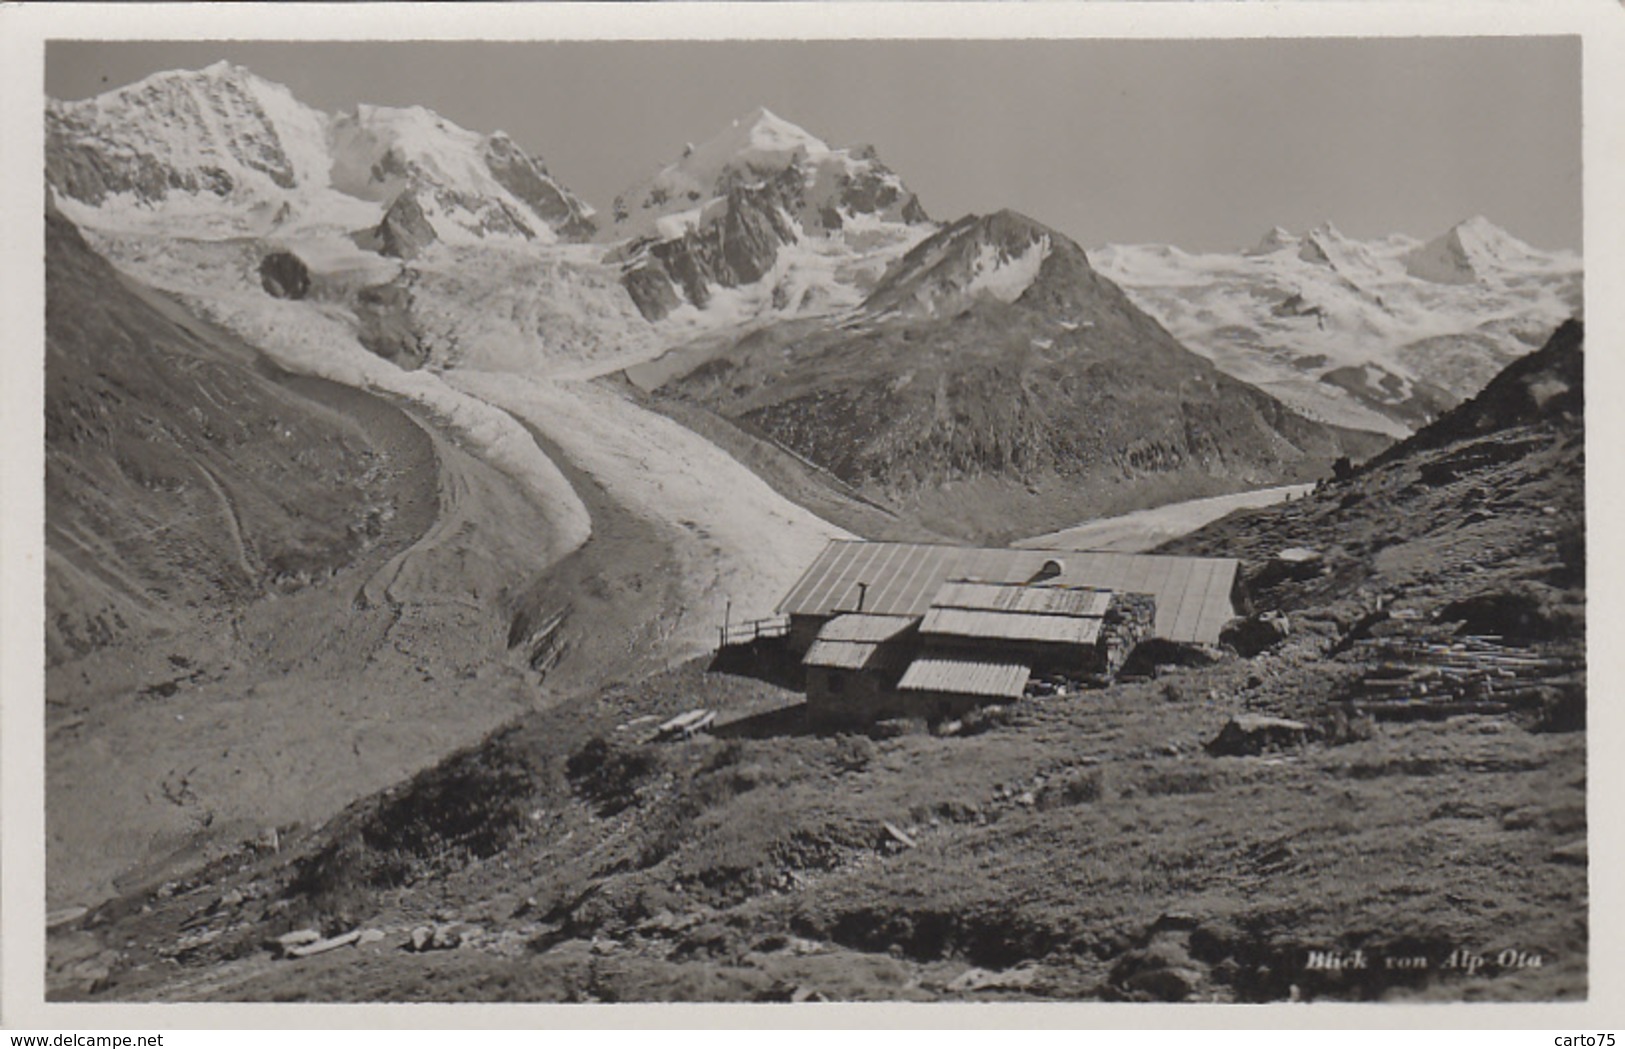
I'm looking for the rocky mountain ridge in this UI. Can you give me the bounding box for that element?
[653,209,1388,541]
[604,107,933,321]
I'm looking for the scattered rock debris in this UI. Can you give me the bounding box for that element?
[1221,610,1292,657]
[408,924,465,952]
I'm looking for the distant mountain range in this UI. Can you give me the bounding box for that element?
[1090,218,1580,436]
[43,62,1582,535]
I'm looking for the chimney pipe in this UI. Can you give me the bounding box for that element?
[857,582,868,612]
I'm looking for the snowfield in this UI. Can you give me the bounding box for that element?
[1090,219,1581,435]
[83,229,593,567]
[447,371,851,653]
[967,235,1051,303]
[81,223,849,660]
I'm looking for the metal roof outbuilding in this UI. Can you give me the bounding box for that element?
[897,658,1032,699]
[778,541,1238,646]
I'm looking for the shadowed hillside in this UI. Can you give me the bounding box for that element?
[653,211,1389,542]
[45,206,412,661]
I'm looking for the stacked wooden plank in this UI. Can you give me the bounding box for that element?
[1346,634,1577,719]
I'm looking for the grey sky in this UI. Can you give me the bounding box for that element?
[46,37,1581,252]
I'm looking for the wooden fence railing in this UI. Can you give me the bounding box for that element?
[719,615,790,649]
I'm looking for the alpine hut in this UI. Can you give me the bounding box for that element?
[776,540,1237,729]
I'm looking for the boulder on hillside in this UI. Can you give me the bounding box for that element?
[1244,547,1326,597]
[1108,933,1206,1003]
[371,191,439,260]
[258,251,310,300]
[1221,611,1291,657]
[1205,714,1313,757]
[1117,638,1224,678]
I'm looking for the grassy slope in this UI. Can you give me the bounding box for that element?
[50,284,1583,1003]
[63,355,1585,1001]
[71,647,1583,1004]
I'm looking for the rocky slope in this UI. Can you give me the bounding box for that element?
[653,210,1389,542]
[1091,219,1581,436]
[1158,318,1583,698]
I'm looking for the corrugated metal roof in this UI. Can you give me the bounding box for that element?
[919,607,1104,645]
[932,580,1114,618]
[803,638,913,672]
[778,541,1238,645]
[815,613,919,644]
[898,658,1031,699]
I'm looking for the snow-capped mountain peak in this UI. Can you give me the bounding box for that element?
[1245,226,1299,256]
[727,106,833,157]
[603,106,927,244]
[1296,222,1386,280]
[603,107,932,321]
[47,61,333,207]
[1404,215,1561,285]
[862,209,1095,319]
[47,64,596,245]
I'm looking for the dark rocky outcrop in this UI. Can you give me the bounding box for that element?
[258,251,311,300]
[46,125,239,207]
[482,132,596,241]
[363,192,439,260]
[622,264,683,322]
[620,179,800,321]
[1205,714,1314,757]
[353,280,428,368]
[838,160,927,224]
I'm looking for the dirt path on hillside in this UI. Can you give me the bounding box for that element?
[45,375,572,910]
